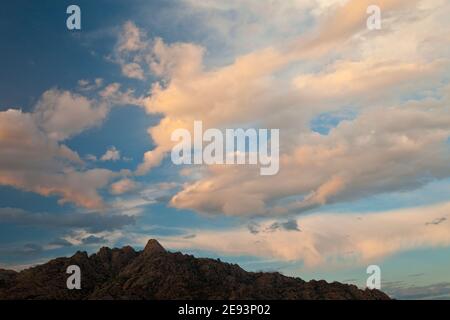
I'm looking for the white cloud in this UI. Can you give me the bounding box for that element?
[121,62,145,80]
[85,154,98,162]
[77,78,104,91]
[110,178,138,195]
[113,21,149,80]
[99,83,145,106]
[117,21,147,53]
[101,146,121,162]
[33,89,108,141]
[109,182,179,216]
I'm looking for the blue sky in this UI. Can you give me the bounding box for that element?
[1,0,450,300]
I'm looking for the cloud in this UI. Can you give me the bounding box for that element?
[99,83,145,106]
[426,217,447,226]
[280,220,301,231]
[117,21,147,53]
[47,238,73,249]
[384,281,450,300]
[109,182,179,216]
[62,229,125,248]
[101,146,121,161]
[0,243,43,259]
[33,89,108,141]
[121,62,145,80]
[110,178,139,195]
[170,97,450,216]
[0,207,136,232]
[81,235,107,245]
[123,0,450,217]
[3,0,449,253]
[85,154,98,162]
[248,220,301,234]
[293,59,445,105]
[0,76,146,210]
[308,0,416,48]
[113,21,149,80]
[77,78,104,91]
[247,221,260,234]
[179,0,369,54]
[156,201,450,268]
[407,273,425,278]
[0,108,118,209]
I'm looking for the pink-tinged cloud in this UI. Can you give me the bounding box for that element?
[158,201,450,269]
[123,0,450,217]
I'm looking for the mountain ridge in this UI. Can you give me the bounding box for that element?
[0,239,390,300]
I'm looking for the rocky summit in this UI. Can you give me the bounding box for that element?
[0,240,390,300]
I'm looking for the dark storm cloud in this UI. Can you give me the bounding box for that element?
[247,222,260,234]
[267,220,301,232]
[248,220,301,234]
[280,220,301,231]
[81,235,107,245]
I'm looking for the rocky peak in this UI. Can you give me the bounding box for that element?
[97,247,112,259]
[0,240,391,300]
[143,239,166,255]
[72,250,88,260]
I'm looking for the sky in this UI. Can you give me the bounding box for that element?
[0,0,450,300]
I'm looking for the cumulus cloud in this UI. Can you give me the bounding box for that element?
[33,89,108,141]
[0,108,118,209]
[170,100,450,215]
[101,146,121,161]
[0,78,146,209]
[110,178,139,195]
[124,0,450,216]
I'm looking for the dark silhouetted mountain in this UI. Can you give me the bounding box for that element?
[0,240,390,300]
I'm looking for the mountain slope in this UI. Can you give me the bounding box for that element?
[0,239,390,300]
